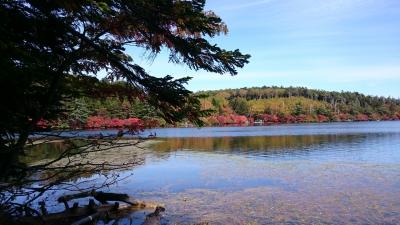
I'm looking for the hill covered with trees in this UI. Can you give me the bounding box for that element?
[199,86,400,125]
[39,84,400,130]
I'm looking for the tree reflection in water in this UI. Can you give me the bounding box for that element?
[150,134,366,158]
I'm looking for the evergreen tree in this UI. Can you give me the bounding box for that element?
[229,98,250,115]
[292,102,305,116]
[66,98,91,128]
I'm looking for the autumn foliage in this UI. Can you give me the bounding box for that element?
[207,114,248,126]
[36,116,152,131]
[203,111,400,127]
[85,116,144,130]
[35,85,400,130]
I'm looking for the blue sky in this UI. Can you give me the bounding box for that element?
[127,0,400,97]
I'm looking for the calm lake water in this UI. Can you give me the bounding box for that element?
[35,122,400,225]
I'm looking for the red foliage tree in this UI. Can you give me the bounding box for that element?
[86,116,143,131]
[295,115,307,123]
[355,114,369,121]
[317,114,329,122]
[86,116,105,129]
[259,114,279,124]
[35,119,49,129]
[338,113,351,121]
[395,112,400,120]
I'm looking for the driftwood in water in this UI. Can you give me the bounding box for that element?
[18,201,124,225]
[18,191,161,225]
[70,202,122,225]
[141,206,165,225]
[58,190,136,206]
[20,202,158,225]
[70,211,101,225]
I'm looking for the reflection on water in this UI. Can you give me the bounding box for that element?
[143,121,400,137]
[150,133,400,163]
[22,140,148,189]
[22,141,70,163]
[151,135,351,152]
[31,122,400,225]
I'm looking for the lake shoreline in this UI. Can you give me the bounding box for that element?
[32,119,400,136]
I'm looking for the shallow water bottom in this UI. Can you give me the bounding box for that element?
[113,153,400,225]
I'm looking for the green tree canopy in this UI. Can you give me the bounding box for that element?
[0,0,249,159]
[229,98,250,115]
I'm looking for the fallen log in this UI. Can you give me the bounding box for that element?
[70,211,101,225]
[58,190,135,205]
[93,191,133,205]
[70,202,121,225]
[18,191,162,225]
[18,201,121,225]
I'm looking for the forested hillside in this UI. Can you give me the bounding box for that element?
[199,86,400,125]
[38,84,400,130]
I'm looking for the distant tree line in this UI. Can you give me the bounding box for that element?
[40,84,400,129]
[199,86,400,125]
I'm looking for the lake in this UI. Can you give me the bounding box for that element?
[34,122,400,224]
